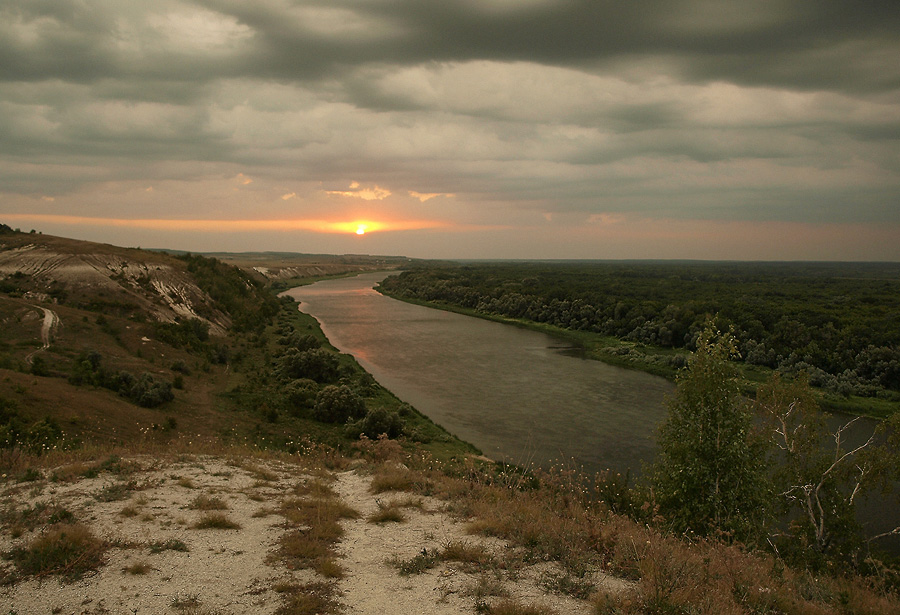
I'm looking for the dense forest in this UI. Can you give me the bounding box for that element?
[379,261,900,410]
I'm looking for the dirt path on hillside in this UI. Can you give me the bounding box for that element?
[25,304,60,364]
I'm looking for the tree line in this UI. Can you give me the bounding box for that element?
[379,262,900,403]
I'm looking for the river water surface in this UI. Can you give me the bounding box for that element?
[285,272,674,475]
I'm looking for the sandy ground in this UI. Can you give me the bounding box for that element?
[0,456,628,615]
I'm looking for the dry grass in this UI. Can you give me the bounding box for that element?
[274,581,342,615]
[2,434,897,615]
[123,561,154,575]
[192,512,241,529]
[147,537,189,553]
[369,464,432,494]
[442,539,492,565]
[373,454,900,615]
[241,462,279,483]
[0,500,74,536]
[367,503,405,524]
[4,522,108,579]
[388,549,440,575]
[464,573,509,600]
[189,494,228,510]
[292,479,337,499]
[481,598,558,615]
[175,476,197,489]
[272,492,358,579]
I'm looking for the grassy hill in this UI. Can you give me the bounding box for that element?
[1,226,899,615]
[0,227,465,457]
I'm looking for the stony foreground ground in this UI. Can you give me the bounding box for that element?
[0,455,627,615]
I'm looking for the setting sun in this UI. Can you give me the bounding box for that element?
[356,224,367,235]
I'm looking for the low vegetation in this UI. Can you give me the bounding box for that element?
[4,522,108,580]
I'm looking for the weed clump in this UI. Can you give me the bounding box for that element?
[148,537,189,553]
[272,494,358,579]
[274,580,342,615]
[4,522,107,579]
[367,503,405,524]
[189,494,228,510]
[193,512,241,529]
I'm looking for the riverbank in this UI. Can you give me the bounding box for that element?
[376,287,898,420]
[286,274,673,476]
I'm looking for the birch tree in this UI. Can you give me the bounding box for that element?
[651,326,770,543]
[756,375,900,567]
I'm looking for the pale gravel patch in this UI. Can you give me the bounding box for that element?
[333,468,617,615]
[0,456,311,615]
[2,458,633,615]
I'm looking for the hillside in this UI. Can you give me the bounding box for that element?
[1,227,899,615]
[0,230,231,333]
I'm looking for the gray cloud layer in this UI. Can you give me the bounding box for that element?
[1,0,899,257]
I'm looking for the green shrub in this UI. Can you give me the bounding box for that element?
[346,407,403,439]
[284,379,319,417]
[278,348,340,383]
[313,385,366,424]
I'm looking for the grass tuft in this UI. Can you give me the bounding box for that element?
[274,581,342,615]
[367,504,405,524]
[193,512,241,529]
[388,549,440,576]
[5,522,108,579]
[147,537,189,553]
[189,494,228,510]
[94,480,136,502]
[123,561,154,575]
[370,465,431,494]
[479,598,558,615]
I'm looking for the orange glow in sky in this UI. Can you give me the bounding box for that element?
[3,214,446,235]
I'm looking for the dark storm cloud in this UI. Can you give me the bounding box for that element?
[0,0,898,259]
[4,0,898,91]
[201,0,900,93]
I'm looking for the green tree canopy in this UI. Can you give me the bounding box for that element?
[650,326,770,542]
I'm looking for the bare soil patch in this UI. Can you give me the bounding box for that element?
[1,456,617,615]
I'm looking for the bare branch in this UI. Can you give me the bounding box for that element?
[866,527,900,543]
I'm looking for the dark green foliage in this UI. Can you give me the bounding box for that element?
[313,385,367,424]
[68,350,106,387]
[116,372,174,408]
[346,407,403,439]
[278,348,340,383]
[154,318,210,351]
[170,360,191,374]
[179,253,280,333]
[69,351,173,408]
[29,355,49,377]
[284,379,320,417]
[278,331,320,351]
[0,398,64,453]
[18,417,63,453]
[650,327,770,542]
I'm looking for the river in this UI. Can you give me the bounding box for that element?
[284,272,898,550]
[284,272,674,476]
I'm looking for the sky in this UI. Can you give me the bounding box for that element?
[1,0,899,261]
